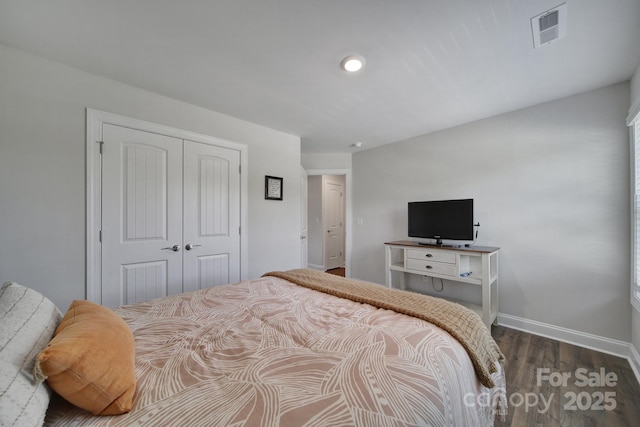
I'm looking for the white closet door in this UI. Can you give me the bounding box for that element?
[182,140,241,292]
[101,124,183,307]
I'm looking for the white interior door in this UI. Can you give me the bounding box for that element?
[324,179,344,270]
[101,124,183,307]
[182,140,241,292]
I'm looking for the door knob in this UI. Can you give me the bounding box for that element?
[161,245,181,252]
[185,244,202,250]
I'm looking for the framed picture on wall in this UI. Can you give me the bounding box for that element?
[265,176,283,200]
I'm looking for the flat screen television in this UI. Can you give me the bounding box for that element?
[408,199,474,246]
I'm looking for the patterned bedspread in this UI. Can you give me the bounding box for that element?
[45,275,506,426]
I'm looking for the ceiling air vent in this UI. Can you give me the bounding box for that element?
[531,3,567,49]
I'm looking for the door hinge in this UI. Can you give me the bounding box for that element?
[97,140,104,154]
[99,230,102,242]
[239,165,241,174]
[239,226,241,235]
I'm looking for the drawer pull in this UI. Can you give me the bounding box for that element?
[426,265,433,269]
[425,254,433,258]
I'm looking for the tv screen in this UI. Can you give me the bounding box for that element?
[408,199,474,243]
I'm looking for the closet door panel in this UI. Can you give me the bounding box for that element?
[182,140,241,292]
[101,124,183,307]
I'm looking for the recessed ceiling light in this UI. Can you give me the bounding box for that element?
[350,142,363,148]
[340,55,365,72]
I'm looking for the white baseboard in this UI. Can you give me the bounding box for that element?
[629,345,640,384]
[498,313,640,385]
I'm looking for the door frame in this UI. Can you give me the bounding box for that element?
[300,166,308,268]
[86,108,248,303]
[305,169,352,277]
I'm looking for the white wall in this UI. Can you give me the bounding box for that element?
[352,82,631,341]
[307,176,324,268]
[631,63,640,106]
[302,153,352,170]
[630,63,640,354]
[0,44,301,310]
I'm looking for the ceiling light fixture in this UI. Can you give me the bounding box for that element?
[350,142,363,148]
[340,55,365,72]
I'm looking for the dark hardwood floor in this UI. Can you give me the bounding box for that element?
[492,325,640,427]
[325,267,345,277]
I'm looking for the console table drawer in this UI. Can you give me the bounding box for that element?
[406,249,456,264]
[406,258,457,276]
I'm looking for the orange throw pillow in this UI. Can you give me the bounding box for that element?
[35,300,136,415]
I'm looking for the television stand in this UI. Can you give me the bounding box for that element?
[384,240,500,329]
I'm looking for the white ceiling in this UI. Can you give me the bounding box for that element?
[1,0,639,153]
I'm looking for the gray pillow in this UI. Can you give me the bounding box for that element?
[0,281,62,426]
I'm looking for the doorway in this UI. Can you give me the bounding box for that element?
[305,169,351,277]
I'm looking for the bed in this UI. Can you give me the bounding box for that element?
[1,269,506,426]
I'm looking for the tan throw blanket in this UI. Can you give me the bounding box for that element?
[263,268,505,388]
